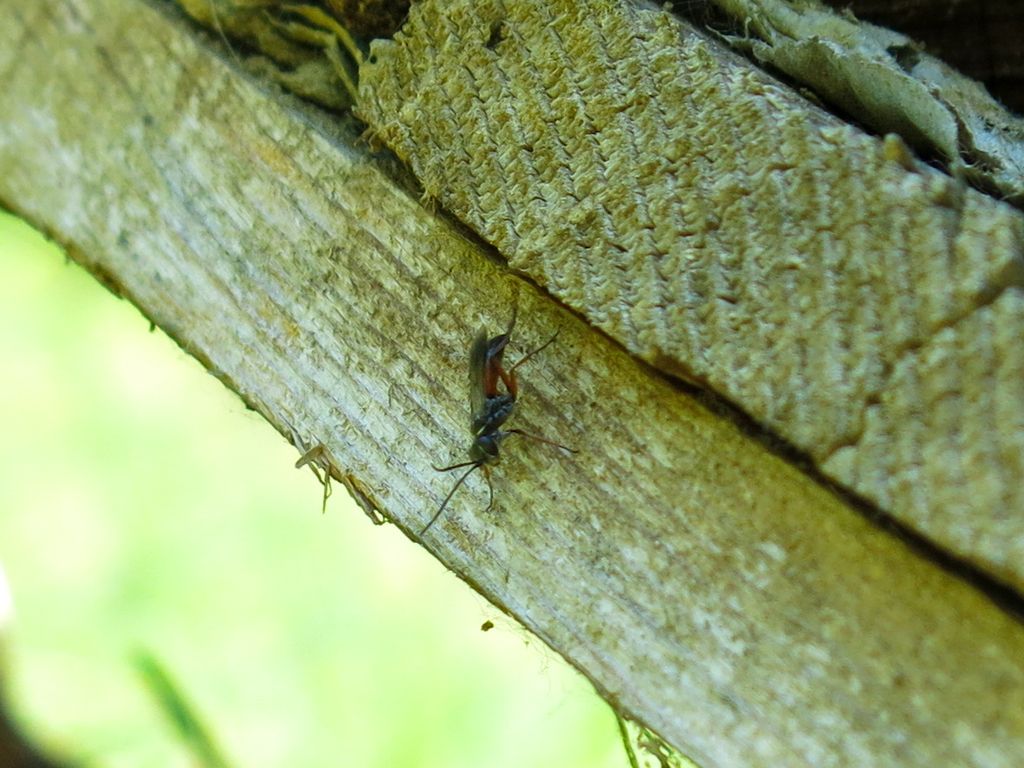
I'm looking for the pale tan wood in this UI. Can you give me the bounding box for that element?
[2,1,1024,767]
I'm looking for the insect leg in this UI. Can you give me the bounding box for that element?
[483,465,495,512]
[491,329,559,399]
[506,428,577,454]
[508,330,560,375]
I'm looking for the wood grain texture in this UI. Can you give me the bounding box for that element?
[825,288,1024,589]
[356,0,1024,594]
[3,1,1024,766]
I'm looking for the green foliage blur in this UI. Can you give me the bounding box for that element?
[0,211,623,768]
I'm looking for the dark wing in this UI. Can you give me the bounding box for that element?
[468,328,490,427]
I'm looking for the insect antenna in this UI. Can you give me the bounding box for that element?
[422,460,483,535]
[432,459,482,472]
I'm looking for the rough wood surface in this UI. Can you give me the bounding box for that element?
[356,0,1024,594]
[3,1,1024,767]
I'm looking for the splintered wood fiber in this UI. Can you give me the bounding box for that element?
[358,0,1024,589]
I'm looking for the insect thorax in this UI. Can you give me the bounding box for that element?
[469,431,507,463]
[472,393,515,435]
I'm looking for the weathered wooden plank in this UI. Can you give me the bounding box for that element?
[2,1,1024,766]
[356,0,1024,593]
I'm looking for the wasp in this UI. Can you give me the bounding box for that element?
[421,309,575,535]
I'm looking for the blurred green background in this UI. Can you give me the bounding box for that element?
[0,210,623,768]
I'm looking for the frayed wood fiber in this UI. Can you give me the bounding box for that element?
[357,0,1024,591]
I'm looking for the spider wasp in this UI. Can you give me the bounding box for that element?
[422,309,575,535]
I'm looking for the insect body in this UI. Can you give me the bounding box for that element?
[422,310,574,535]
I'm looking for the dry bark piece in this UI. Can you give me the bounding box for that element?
[821,0,1024,114]
[711,0,1024,202]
